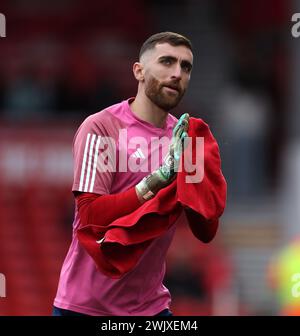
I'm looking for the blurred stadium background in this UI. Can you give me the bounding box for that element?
[1,0,300,315]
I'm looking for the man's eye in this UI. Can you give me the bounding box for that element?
[162,59,171,65]
[182,65,191,72]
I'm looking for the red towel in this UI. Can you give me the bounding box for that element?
[77,117,227,278]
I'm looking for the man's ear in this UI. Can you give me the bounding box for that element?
[133,62,145,81]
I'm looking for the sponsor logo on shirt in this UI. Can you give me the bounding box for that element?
[132,148,145,159]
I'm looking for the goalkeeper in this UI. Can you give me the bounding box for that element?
[53,32,221,316]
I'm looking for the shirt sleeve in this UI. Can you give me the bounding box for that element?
[72,115,115,195]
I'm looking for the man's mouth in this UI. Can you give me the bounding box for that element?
[163,85,180,94]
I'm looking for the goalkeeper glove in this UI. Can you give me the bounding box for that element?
[136,113,189,201]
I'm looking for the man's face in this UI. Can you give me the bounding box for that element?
[140,43,193,111]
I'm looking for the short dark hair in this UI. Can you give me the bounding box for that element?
[139,32,193,60]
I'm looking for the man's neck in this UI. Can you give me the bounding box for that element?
[130,92,168,129]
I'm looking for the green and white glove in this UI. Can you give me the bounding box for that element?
[136,113,189,201]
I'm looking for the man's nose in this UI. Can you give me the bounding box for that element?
[171,63,182,80]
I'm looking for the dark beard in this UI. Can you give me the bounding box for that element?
[145,75,185,111]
